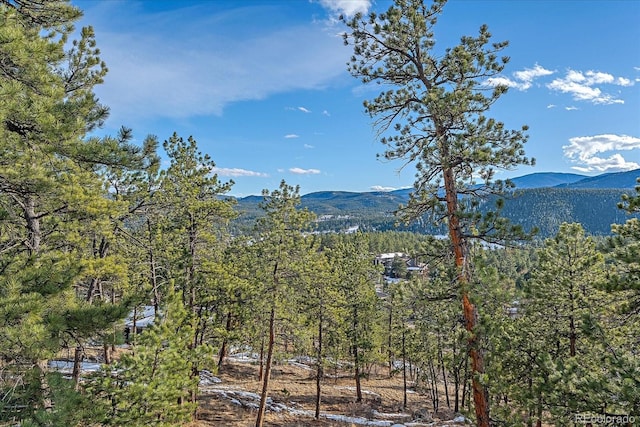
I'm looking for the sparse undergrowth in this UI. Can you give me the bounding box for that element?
[194,359,470,427]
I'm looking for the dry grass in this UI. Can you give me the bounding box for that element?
[194,359,462,427]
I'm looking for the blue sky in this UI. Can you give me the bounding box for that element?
[73,0,640,197]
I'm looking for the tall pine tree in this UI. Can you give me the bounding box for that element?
[342,1,533,424]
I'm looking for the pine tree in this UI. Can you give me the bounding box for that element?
[90,286,203,426]
[607,178,640,303]
[154,133,236,411]
[252,180,316,427]
[327,233,382,403]
[520,223,610,424]
[601,179,640,417]
[0,1,140,420]
[296,243,344,418]
[342,2,534,424]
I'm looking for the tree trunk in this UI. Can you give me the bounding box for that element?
[443,166,490,427]
[217,312,233,369]
[315,312,323,419]
[428,359,439,413]
[438,335,450,408]
[147,218,160,315]
[569,283,577,357]
[36,359,52,411]
[453,338,460,413]
[388,300,393,377]
[352,307,362,403]
[87,236,109,303]
[24,196,41,254]
[354,343,362,402]
[461,353,468,408]
[132,306,138,346]
[402,327,407,409]
[258,336,265,382]
[103,342,111,365]
[72,346,83,391]
[256,306,275,427]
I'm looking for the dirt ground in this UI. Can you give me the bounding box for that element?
[194,359,467,427]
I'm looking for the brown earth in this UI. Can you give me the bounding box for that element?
[193,359,469,427]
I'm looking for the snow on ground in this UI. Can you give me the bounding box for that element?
[199,369,222,386]
[206,383,470,426]
[226,351,260,363]
[209,388,396,426]
[125,305,156,328]
[49,360,102,374]
[373,410,413,419]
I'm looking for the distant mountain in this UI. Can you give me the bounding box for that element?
[558,169,640,189]
[233,170,640,237]
[509,172,587,189]
[301,191,405,214]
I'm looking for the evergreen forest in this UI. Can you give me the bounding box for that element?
[0,1,638,426]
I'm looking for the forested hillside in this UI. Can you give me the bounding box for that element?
[0,1,638,427]
[234,184,638,238]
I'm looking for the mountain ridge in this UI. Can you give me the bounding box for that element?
[233,169,640,237]
[298,169,639,202]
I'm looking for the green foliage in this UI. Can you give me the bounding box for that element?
[342,0,533,238]
[1,1,638,425]
[488,223,626,425]
[0,0,142,417]
[326,233,383,399]
[155,132,236,353]
[20,372,101,427]
[607,180,640,296]
[90,288,204,426]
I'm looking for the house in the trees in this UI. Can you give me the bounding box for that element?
[374,252,428,279]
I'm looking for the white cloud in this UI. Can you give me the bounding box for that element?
[486,64,554,90]
[616,77,633,86]
[547,104,556,109]
[289,167,321,175]
[80,2,352,123]
[547,69,632,104]
[563,134,640,172]
[512,64,555,89]
[371,185,396,192]
[285,134,300,139]
[213,167,269,177]
[322,110,330,116]
[565,106,578,111]
[298,106,312,113]
[318,0,371,18]
[486,76,520,89]
[304,144,314,149]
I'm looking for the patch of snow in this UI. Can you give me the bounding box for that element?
[227,352,260,363]
[125,305,156,328]
[325,414,392,426]
[208,386,415,426]
[373,410,412,419]
[49,360,102,374]
[199,369,222,386]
